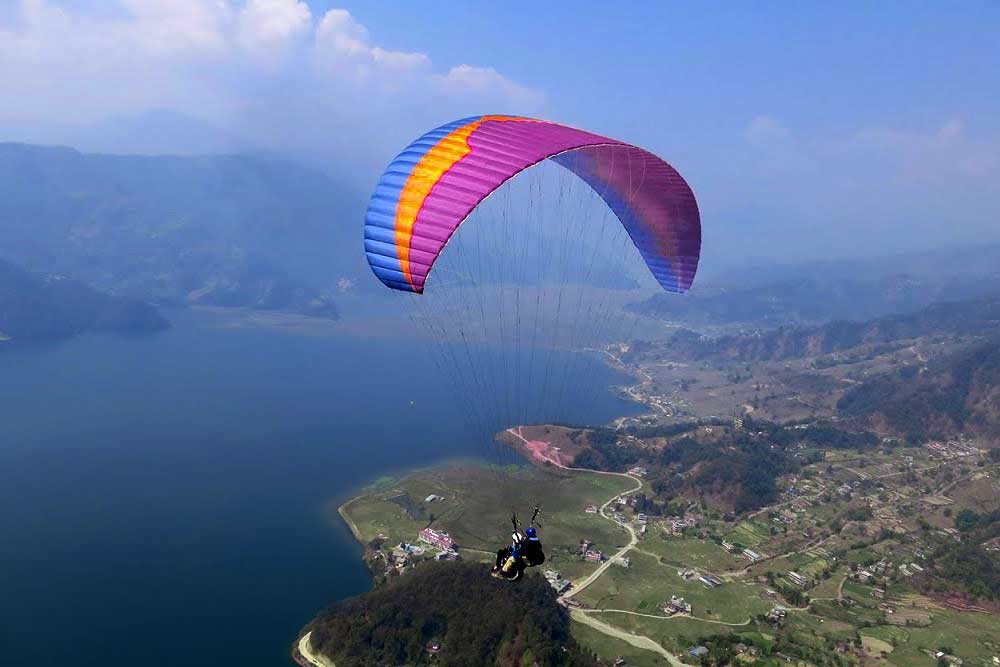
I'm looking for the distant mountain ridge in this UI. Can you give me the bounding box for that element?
[0,258,167,341]
[629,294,1000,364]
[632,257,1000,328]
[0,142,366,317]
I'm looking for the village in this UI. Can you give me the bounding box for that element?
[339,418,999,667]
[567,435,998,666]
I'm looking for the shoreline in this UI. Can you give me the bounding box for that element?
[336,495,364,542]
[330,456,499,541]
[316,440,695,666]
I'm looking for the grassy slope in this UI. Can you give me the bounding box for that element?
[570,618,673,667]
[341,463,634,566]
[336,461,999,666]
[574,550,772,624]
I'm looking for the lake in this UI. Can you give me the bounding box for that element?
[0,308,639,667]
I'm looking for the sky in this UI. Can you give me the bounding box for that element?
[2,0,999,271]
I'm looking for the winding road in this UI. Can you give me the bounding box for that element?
[506,427,689,663]
[563,474,643,600]
[580,608,753,626]
[296,632,335,667]
[506,427,643,601]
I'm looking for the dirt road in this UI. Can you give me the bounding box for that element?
[571,610,684,666]
[297,632,336,667]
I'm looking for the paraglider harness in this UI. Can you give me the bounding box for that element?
[492,505,545,581]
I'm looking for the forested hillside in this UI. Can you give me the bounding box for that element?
[0,258,166,340]
[568,418,877,514]
[305,561,597,667]
[0,143,364,317]
[838,338,1000,443]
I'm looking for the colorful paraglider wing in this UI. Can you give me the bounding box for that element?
[363,115,701,293]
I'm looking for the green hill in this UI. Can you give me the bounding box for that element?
[304,561,598,667]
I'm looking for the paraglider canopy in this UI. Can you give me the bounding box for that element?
[364,115,701,294]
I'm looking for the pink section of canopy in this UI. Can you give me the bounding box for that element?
[402,120,617,291]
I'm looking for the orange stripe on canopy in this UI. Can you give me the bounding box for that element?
[393,115,520,289]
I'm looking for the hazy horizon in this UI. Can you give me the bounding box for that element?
[2,1,999,274]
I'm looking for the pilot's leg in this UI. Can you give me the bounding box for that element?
[502,554,516,573]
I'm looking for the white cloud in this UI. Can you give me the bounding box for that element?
[314,9,429,81]
[236,0,311,61]
[437,64,543,108]
[719,113,1000,259]
[117,0,233,57]
[846,118,999,185]
[0,0,545,160]
[742,114,998,190]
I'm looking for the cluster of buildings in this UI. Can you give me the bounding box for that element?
[783,477,824,505]
[382,533,462,575]
[578,539,605,562]
[418,528,455,551]
[791,496,815,510]
[786,571,809,587]
[542,569,572,595]
[668,516,697,535]
[677,568,722,589]
[662,595,691,615]
[926,439,981,459]
[772,509,798,525]
[392,542,426,560]
[409,528,459,561]
[721,540,764,563]
[852,557,928,584]
[383,542,423,572]
[766,605,787,625]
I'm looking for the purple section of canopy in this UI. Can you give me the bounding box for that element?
[560,144,701,290]
[403,120,613,291]
[401,118,700,293]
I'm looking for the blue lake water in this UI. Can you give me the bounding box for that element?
[0,309,639,667]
